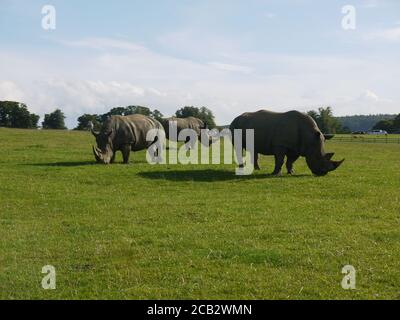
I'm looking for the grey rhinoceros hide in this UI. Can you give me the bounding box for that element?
[91,114,164,164]
[229,110,344,176]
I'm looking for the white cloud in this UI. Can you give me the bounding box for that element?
[1,37,400,127]
[0,79,174,127]
[208,62,252,73]
[366,27,400,41]
[356,90,393,104]
[58,38,147,52]
[362,90,380,102]
[361,0,379,8]
[0,81,25,101]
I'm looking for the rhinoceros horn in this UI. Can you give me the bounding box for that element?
[92,145,102,163]
[88,121,99,137]
[331,158,345,170]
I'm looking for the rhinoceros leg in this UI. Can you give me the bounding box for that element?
[286,154,300,175]
[253,153,260,170]
[235,146,244,168]
[148,136,159,157]
[184,136,191,151]
[272,147,285,176]
[121,144,131,164]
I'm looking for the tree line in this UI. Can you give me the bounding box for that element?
[75,105,217,130]
[1,100,398,133]
[307,107,400,134]
[372,115,400,133]
[0,101,217,130]
[336,114,397,132]
[0,101,40,129]
[0,101,66,129]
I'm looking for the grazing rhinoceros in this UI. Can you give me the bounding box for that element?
[91,114,163,164]
[160,116,209,147]
[230,110,344,176]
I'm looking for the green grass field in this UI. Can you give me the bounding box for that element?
[1,127,400,300]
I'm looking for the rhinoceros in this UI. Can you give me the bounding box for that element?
[160,116,209,147]
[91,114,164,164]
[230,110,344,176]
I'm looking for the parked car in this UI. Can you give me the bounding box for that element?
[352,131,366,135]
[368,130,388,135]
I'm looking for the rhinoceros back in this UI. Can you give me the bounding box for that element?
[162,116,205,139]
[178,117,205,135]
[111,115,163,151]
[230,110,321,156]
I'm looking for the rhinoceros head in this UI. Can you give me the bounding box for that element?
[305,132,344,176]
[91,118,115,164]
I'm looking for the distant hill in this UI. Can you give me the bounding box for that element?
[336,114,397,132]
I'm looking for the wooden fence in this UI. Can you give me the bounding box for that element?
[332,136,400,144]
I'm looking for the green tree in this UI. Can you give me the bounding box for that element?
[392,114,400,130]
[151,109,164,122]
[307,107,342,134]
[307,110,319,124]
[42,109,67,130]
[373,120,394,133]
[125,106,152,116]
[101,105,158,122]
[0,101,39,128]
[75,114,101,131]
[336,114,396,132]
[101,107,127,121]
[340,126,352,134]
[371,113,400,133]
[175,106,216,128]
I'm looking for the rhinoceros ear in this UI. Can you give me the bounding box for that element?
[324,134,335,140]
[324,152,335,160]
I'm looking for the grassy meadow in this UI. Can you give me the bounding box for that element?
[0,127,399,299]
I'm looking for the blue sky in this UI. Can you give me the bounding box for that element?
[1,0,400,127]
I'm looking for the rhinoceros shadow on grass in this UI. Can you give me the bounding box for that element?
[26,161,96,167]
[26,159,149,167]
[139,169,310,182]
